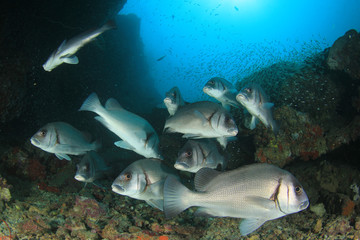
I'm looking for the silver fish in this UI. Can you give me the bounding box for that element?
[203,77,241,110]
[112,158,179,211]
[30,122,100,160]
[79,93,163,159]
[236,84,279,135]
[43,20,116,72]
[164,86,185,116]
[75,151,109,184]
[175,139,226,173]
[164,101,238,148]
[164,163,309,235]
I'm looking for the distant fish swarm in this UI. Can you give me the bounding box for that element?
[33,21,306,235]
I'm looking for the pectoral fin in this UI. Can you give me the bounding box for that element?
[194,110,208,126]
[245,196,276,210]
[62,55,79,64]
[114,140,135,150]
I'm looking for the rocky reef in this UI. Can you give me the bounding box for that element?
[327,29,360,80]
[234,29,360,168]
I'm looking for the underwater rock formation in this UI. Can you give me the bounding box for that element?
[0,57,28,124]
[327,29,360,80]
[235,33,360,167]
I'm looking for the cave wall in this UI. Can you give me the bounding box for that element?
[0,0,160,142]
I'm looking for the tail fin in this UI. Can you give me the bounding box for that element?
[102,20,117,31]
[79,93,102,114]
[92,139,102,151]
[164,176,193,219]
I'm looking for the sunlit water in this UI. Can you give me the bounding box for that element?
[120,0,360,102]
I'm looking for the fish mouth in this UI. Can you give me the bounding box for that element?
[299,200,309,210]
[227,128,238,136]
[236,93,248,102]
[164,97,172,104]
[203,86,210,93]
[30,137,40,146]
[74,175,86,182]
[174,162,190,170]
[111,184,125,194]
[42,64,52,72]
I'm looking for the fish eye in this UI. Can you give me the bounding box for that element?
[186,151,192,157]
[38,130,47,137]
[124,173,132,180]
[246,88,252,93]
[295,186,302,194]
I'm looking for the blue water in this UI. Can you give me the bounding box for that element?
[120,0,360,103]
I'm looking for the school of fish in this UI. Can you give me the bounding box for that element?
[30,20,309,236]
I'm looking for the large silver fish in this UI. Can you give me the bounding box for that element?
[203,77,241,110]
[79,93,163,159]
[74,151,109,185]
[164,163,309,235]
[236,84,279,135]
[30,122,100,160]
[164,101,238,148]
[175,139,226,173]
[112,158,179,211]
[164,86,185,116]
[43,20,116,72]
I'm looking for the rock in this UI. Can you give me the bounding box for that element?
[310,203,326,217]
[0,176,12,202]
[313,219,323,233]
[327,29,360,80]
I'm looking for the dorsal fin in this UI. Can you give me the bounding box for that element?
[194,168,221,192]
[105,98,123,110]
[56,40,67,54]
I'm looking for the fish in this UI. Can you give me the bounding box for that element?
[156,55,166,61]
[203,77,241,110]
[236,84,279,135]
[79,93,163,159]
[164,163,309,236]
[164,101,238,148]
[43,20,116,72]
[74,151,110,185]
[175,139,226,173]
[163,86,185,116]
[30,122,100,160]
[112,158,179,211]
